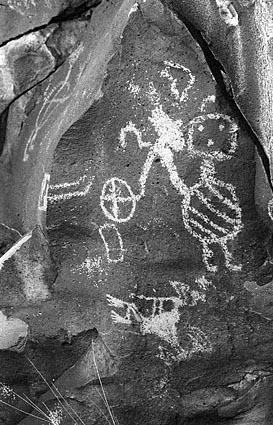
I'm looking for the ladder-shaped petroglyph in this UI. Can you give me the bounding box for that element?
[107,279,212,360]
[115,59,243,271]
[48,175,95,203]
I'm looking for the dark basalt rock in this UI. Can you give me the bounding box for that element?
[0,0,101,46]
[0,1,273,425]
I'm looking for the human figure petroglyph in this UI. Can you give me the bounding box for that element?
[183,114,242,272]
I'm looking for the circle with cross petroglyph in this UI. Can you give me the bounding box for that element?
[100,177,136,223]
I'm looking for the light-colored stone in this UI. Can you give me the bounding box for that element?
[0,310,28,352]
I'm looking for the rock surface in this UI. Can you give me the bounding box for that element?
[0,1,273,425]
[0,0,101,45]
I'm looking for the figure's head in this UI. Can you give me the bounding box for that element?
[186,113,239,161]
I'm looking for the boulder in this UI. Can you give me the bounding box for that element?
[0,1,273,425]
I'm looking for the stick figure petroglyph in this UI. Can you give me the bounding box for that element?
[119,79,187,201]
[183,114,242,272]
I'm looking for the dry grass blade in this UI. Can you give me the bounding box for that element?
[91,341,118,425]
[23,393,51,420]
[0,398,48,422]
[49,380,87,425]
[0,348,120,425]
[27,358,80,425]
[0,382,50,421]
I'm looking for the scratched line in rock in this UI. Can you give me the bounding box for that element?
[23,44,84,162]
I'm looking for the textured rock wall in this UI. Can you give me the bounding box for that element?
[0,1,273,425]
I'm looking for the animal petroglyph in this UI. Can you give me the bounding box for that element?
[117,60,242,272]
[107,280,212,360]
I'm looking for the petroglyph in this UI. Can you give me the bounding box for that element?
[158,326,211,364]
[117,60,242,272]
[128,2,139,17]
[99,223,124,263]
[200,95,216,112]
[268,198,273,221]
[215,0,239,26]
[38,173,50,212]
[119,122,151,150]
[100,177,136,223]
[107,280,212,360]
[160,60,195,103]
[128,82,141,98]
[72,255,108,287]
[6,0,37,14]
[23,44,84,161]
[195,275,213,291]
[48,175,94,203]
[184,114,242,272]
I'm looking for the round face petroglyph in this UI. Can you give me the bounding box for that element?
[186,113,239,161]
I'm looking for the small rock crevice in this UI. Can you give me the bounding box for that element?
[0,0,102,49]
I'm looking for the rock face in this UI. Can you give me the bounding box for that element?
[1,1,273,425]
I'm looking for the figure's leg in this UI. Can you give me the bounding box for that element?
[186,325,212,356]
[222,240,242,272]
[201,241,218,273]
[137,149,156,200]
[160,146,188,195]
[99,223,124,263]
